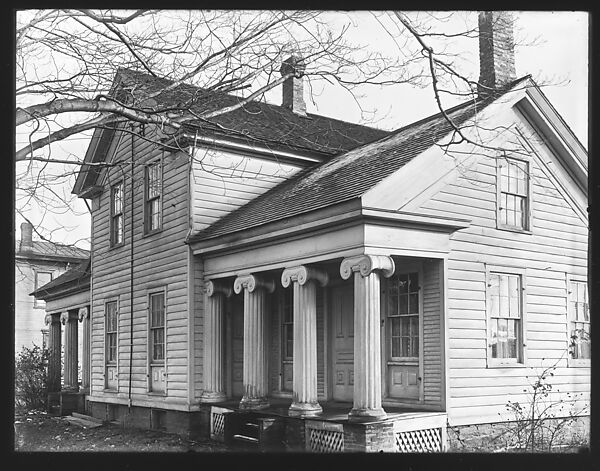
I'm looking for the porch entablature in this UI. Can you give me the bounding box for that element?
[193,203,469,279]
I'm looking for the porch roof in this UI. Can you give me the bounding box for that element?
[187,76,529,244]
[30,257,91,300]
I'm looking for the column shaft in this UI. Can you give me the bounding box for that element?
[46,314,62,393]
[240,288,269,409]
[350,271,385,420]
[79,307,91,393]
[201,292,227,402]
[289,281,322,416]
[63,311,79,391]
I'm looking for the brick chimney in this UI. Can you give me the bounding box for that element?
[20,221,33,252]
[478,11,517,97]
[280,55,307,116]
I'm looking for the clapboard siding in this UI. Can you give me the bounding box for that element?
[422,259,443,407]
[190,147,303,232]
[90,127,192,408]
[416,126,589,426]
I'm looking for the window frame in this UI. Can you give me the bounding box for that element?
[566,275,590,367]
[110,181,124,247]
[144,158,163,235]
[148,289,166,366]
[34,270,53,308]
[105,300,119,366]
[485,265,528,368]
[496,156,532,233]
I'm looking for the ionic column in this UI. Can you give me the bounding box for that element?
[233,274,275,410]
[340,255,395,422]
[61,310,79,392]
[200,280,232,403]
[78,307,91,393]
[281,266,328,417]
[45,313,62,394]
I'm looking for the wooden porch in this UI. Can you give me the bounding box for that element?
[207,398,448,452]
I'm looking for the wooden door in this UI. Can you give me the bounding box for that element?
[385,269,422,401]
[331,284,354,402]
[230,294,244,397]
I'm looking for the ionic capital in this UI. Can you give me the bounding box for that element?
[205,280,233,298]
[340,255,395,280]
[78,306,89,322]
[281,265,329,288]
[60,311,78,325]
[45,313,60,326]
[233,274,276,294]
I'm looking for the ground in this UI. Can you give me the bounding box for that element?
[14,410,230,452]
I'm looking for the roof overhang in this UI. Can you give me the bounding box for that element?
[190,199,470,278]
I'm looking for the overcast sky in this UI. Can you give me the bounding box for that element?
[15,11,589,249]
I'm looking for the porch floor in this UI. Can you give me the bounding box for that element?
[210,397,442,424]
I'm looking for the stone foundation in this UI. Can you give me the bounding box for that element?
[447,416,590,452]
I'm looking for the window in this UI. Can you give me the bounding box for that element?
[41,329,49,349]
[149,292,165,363]
[144,161,162,233]
[387,272,420,359]
[487,269,526,365]
[497,157,530,231]
[280,288,293,392]
[34,271,53,308]
[105,301,118,364]
[568,279,590,363]
[110,182,124,246]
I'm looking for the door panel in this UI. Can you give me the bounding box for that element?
[331,284,354,402]
[388,364,419,399]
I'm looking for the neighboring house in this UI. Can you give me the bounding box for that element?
[56,12,587,452]
[15,221,89,354]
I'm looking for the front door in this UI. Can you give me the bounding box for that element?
[384,268,422,401]
[331,283,354,402]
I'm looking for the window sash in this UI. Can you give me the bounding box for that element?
[105,302,118,364]
[388,272,420,359]
[569,281,590,360]
[145,162,161,232]
[489,272,522,361]
[110,182,124,245]
[499,159,529,230]
[149,293,165,363]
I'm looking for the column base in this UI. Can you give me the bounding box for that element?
[348,407,387,423]
[288,401,323,417]
[199,391,228,403]
[239,396,270,410]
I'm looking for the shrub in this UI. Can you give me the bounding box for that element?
[15,344,49,412]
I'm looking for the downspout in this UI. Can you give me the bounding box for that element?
[128,124,135,409]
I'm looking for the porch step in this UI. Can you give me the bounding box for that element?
[233,434,259,444]
[72,412,104,425]
[63,415,103,429]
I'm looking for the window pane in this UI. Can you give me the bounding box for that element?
[499,274,509,318]
[501,163,509,191]
[508,275,520,318]
[398,276,408,295]
[392,337,400,358]
[391,317,400,337]
[398,294,408,315]
[408,293,419,314]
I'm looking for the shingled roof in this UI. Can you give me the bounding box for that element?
[189,77,528,243]
[30,258,91,299]
[118,69,391,155]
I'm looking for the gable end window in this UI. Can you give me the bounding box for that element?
[497,157,530,231]
[110,181,124,246]
[568,279,590,364]
[486,268,527,366]
[144,161,162,234]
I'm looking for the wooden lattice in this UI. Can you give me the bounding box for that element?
[395,427,442,452]
[210,411,226,441]
[308,428,344,452]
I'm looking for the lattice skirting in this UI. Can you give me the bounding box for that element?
[210,407,231,442]
[395,427,443,452]
[307,427,344,452]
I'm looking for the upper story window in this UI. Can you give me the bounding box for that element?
[568,279,590,364]
[34,271,53,308]
[497,157,530,231]
[149,291,165,363]
[144,161,162,234]
[105,301,118,364]
[110,181,124,246]
[487,268,527,366]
